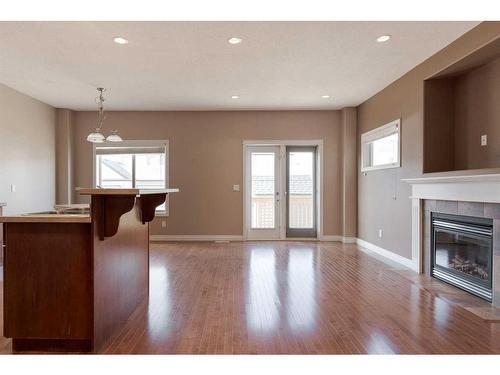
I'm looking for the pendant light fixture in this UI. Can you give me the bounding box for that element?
[86,88,123,143]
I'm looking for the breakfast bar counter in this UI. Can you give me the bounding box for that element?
[0,188,178,353]
[0,214,91,223]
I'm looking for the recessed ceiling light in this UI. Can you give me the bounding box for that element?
[113,36,129,45]
[228,37,242,45]
[321,95,330,99]
[376,35,391,43]
[231,95,240,99]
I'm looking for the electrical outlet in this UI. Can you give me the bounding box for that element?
[233,184,240,192]
[481,134,487,146]
[10,184,16,193]
[378,229,383,238]
[161,220,167,228]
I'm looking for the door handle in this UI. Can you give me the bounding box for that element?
[276,191,280,202]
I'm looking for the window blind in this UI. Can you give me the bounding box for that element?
[95,145,166,155]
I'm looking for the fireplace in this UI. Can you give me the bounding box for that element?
[431,213,493,302]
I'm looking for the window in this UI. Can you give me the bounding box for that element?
[94,141,169,214]
[361,119,401,172]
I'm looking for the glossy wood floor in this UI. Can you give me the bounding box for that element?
[2,241,500,354]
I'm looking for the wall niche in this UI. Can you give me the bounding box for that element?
[423,36,500,173]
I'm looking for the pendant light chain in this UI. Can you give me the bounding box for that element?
[95,87,106,132]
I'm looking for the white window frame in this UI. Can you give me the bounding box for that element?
[93,140,170,215]
[361,119,401,172]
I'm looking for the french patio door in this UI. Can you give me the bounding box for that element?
[245,144,318,240]
[286,146,317,238]
[245,146,282,240]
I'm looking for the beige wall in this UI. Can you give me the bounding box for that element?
[69,110,344,236]
[357,22,500,259]
[423,78,456,173]
[0,83,56,215]
[55,109,74,204]
[454,56,500,170]
[340,107,357,238]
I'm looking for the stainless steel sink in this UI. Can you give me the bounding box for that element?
[23,211,59,215]
[21,204,90,216]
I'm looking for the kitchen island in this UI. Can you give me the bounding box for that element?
[0,188,178,353]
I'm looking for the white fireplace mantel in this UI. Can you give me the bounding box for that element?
[403,173,500,204]
[403,173,500,274]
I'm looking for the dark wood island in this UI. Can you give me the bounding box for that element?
[0,188,178,353]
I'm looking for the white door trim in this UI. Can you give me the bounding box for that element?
[242,140,324,240]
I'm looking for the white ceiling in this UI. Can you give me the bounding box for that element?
[0,21,479,110]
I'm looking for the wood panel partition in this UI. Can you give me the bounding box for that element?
[4,223,93,352]
[1,188,176,353]
[91,196,150,350]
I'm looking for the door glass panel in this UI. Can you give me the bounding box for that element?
[251,152,275,229]
[288,151,314,229]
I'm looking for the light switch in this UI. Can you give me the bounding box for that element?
[378,229,383,238]
[10,184,16,193]
[233,184,240,192]
[481,134,487,146]
[161,220,167,228]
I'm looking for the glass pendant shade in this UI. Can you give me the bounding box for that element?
[87,130,105,143]
[106,131,123,143]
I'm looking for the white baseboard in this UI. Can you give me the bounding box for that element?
[320,235,357,243]
[151,234,357,243]
[356,238,419,272]
[150,235,244,242]
[149,235,417,272]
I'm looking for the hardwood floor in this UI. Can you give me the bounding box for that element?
[2,241,500,354]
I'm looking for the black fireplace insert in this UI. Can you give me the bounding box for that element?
[431,212,493,302]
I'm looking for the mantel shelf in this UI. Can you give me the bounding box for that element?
[403,173,500,184]
[403,173,500,204]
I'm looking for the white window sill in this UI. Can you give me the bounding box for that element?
[361,163,401,173]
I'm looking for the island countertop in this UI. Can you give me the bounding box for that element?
[0,214,91,223]
[77,188,179,195]
[0,189,178,223]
